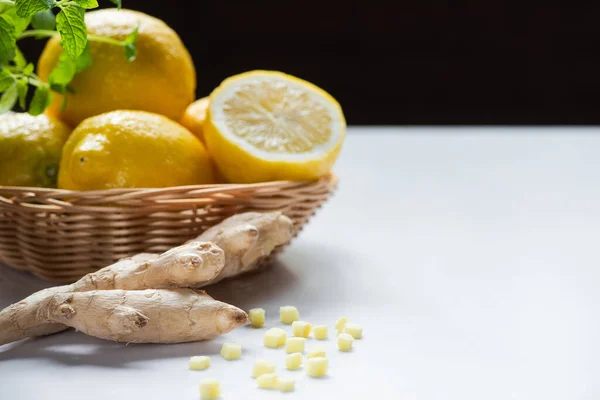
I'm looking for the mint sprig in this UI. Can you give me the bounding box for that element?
[55,5,86,59]
[0,0,137,115]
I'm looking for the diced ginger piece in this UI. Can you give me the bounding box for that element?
[189,356,210,370]
[285,337,306,354]
[313,325,328,340]
[285,352,303,370]
[306,345,326,358]
[278,377,295,392]
[249,308,266,328]
[252,359,276,378]
[220,342,242,360]
[256,373,279,389]
[306,357,328,377]
[280,306,299,324]
[335,316,349,334]
[292,320,312,338]
[199,378,221,399]
[264,327,287,348]
[344,323,363,339]
[337,333,354,351]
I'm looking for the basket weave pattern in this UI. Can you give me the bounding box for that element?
[0,174,337,282]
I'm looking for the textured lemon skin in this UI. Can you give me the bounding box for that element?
[38,9,196,127]
[58,110,215,190]
[180,97,209,142]
[0,112,72,187]
[204,71,346,183]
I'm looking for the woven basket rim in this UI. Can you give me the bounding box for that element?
[0,173,339,196]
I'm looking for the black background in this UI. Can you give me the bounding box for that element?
[20,1,600,125]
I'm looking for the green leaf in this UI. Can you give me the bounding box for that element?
[123,26,138,62]
[73,0,98,9]
[75,42,90,72]
[31,9,55,30]
[0,82,17,113]
[0,2,15,13]
[16,77,27,108]
[15,0,54,18]
[56,5,86,59]
[48,43,90,92]
[109,0,121,10]
[0,15,15,64]
[13,45,26,67]
[0,69,15,91]
[23,62,33,75]
[4,7,32,34]
[48,50,75,92]
[29,84,52,115]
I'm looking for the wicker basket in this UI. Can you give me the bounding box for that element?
[0,174,337,283]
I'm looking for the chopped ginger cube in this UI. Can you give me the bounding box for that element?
[220,342,242,360]
[249,308,265,328]
[264,327,287,348]
[199,378,221,399]
[306,357,328,377]
[280,306,299,324]
[344,323,363,339]
[313,325,328,340]
[285,352,303,370]
[252,359,276,378]
[257,373,279,389]
[189,356,210,370]
[285,337,306,354]
[335,316,349,334]
[292,320,312,338]
[337,333,354,351]
[307,345,326,359]
[278,377,295,392]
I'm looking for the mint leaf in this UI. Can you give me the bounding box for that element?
[0,82,17,113]
[0,69,15,91]
[0,15,15,64]
[5,7,32,34]
[15,0,54,18]
[56,5,86,59]
[0,2,15,13]
[16,77,27,108]
[23,62,34,75]
[48,50,76,92]
[29,85,52,115]
[75,42,91,72]
[123,27,138,62]
[14,45,26,67]
[110,0,121,10]
[73,0,98,9]
[31,9,55,30]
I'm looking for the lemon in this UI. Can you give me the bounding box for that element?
[203,70,346,183]
[0,112,72,187]
[38,9,196,127]
[58,110,215,190]
[180,97,209,142]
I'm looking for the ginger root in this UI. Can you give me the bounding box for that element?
[0,211,293,345]
[0,241,225,344]
[0,289,247,344]
[192,211,294,285]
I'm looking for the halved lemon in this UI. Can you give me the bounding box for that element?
[203,70,346,183]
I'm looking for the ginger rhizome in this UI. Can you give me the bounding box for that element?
[0,211,293,345]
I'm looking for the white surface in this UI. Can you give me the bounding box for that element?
[1,127,599,400]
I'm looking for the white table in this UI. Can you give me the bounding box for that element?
[1,128,598,400]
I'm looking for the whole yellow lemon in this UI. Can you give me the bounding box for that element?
[58,110,215,190]
[180,97,209,142]
[0,112,72,187]
[38,9,196,127]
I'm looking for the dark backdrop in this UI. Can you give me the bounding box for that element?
[20,1,600,125]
